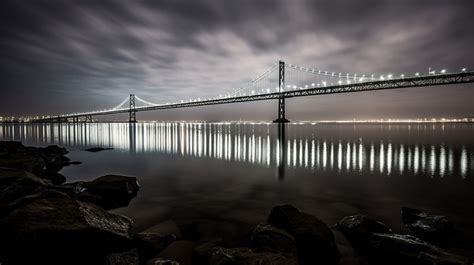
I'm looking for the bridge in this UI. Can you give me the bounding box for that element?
[33,61,474,123]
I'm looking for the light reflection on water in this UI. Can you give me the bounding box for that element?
[0,122,472,179]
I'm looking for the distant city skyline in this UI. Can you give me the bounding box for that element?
[1,0,473,120]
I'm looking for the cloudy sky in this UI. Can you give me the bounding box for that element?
[1,0,473,121]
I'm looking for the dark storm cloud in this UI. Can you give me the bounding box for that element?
[0,0,473,118]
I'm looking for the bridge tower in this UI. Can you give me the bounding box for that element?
[129,94,137,123]
[273,60,290,123]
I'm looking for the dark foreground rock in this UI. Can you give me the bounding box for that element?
[0,167,51,207]
[209,247,298,265]
[106,249,140,265]
[368,233,469,265]
[84,147,114,152]
[335,214,392,253]
[0,189,133,264]
[74,175,140,210]
[401,207,454,239]
[147,258,180,265]
[336,214,470,265]
[267,205,340,265]
[0,141,71,184]
[250,222,297,255]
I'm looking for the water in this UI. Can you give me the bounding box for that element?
[1,122,474,255]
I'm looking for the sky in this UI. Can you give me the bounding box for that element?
[1,0,473,121]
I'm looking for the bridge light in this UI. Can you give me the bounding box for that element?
[346,80,351,84]
[311,83,315,87]
[322,81,327,86]
[251,90,255,95]
[293,85,297,89]
[415,72,420,76]
[400,74,405,78]
[338,80,342,85]
[266,88,270,93]
[440,69,446,74]
[380,75,385,80]
[387,74,392,79]
[462,68,467,72]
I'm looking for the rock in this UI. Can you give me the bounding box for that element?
[193,238,224,265]
[0,167,51,207]
[0,189,133,264]
[144,220,183,239]
[250,222,297,255]
[0,141,71,184]
[267,205,340,265]
[133,232,176,260]
[157,240,196,265]
[209,247,298,265]
[401,207,454,239]
[106,249,140,265]
[84,147,114,152]
[367,233,470,265]
[335,214,392,254]
[147,258,180,265]
[77,175,140,210]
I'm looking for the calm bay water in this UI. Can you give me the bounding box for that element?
[1,122,474,255]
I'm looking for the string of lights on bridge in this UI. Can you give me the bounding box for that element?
[43,63,469,119]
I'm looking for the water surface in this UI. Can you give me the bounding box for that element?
[1,122,473,256]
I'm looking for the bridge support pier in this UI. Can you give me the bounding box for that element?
[85,115,92,123]
[273,60,290,123]
[129,94,137,123]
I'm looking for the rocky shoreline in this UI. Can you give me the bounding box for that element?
[0,141,471,265]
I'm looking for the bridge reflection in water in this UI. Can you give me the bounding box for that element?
[0,122,471,179]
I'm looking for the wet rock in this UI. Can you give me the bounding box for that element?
[267,205,340,265]
[401,207,454,239]
[367,233,470,265]
[84,147,114,152]
[0,189,133,264]
[133,232,176,260]
[0,141,71,184]
[193,238,224,265]
[77,175,140,210]
[209,247,298,265]
[147,258,180,265]
[106,249,140,265]
[250,222,297,255]
[335,214,392,253]
[157,240,196,265]
[0,167,51,207]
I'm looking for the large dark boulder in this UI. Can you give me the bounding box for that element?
[250,222,297,255]
[0,167,51,208]
[76,175,140,210]
[335,214,392,254]
[0,189,133,264]
[367,233,469,265]
[335,214,470,265]
[209,247,298,265]
[267,205,340,265]
[0,141,71,184]
[401,207,454,239]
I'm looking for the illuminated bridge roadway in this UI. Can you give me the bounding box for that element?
[33,61,474,123]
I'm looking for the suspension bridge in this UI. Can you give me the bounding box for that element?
[33,61,474,123]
